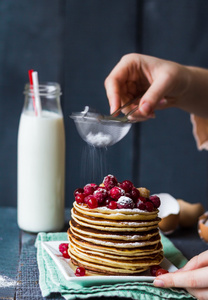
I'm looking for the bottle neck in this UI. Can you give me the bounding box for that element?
[23,82,62,116]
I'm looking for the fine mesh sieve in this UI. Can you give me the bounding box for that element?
[70,106,132,147]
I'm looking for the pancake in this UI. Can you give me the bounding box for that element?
[68,231,163,256]
[74,201,158,221]
[68,177,163,276]
[70,257,148,275]
[70,219,160,241]
[72,208,160,231]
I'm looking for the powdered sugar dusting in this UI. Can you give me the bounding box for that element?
[0,275,16,288]
[117,196,133,205]
[86,132,112,147]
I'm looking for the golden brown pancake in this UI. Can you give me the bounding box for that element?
[68,200,163,275]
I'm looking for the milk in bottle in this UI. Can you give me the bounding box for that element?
[18,82,65,232]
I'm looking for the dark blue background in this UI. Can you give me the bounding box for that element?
[0,0,207,209]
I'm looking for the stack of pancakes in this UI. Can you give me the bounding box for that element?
[68,201,163,276]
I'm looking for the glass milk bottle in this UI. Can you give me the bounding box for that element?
[17,82,65,232]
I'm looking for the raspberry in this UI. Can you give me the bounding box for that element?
[117,196,135,209]
[130,187,140,201]
[75,266,86,276]
[145,201,155,212]
[87,196,98,209]
[156,268,169,276]
[103,174,118,190]
[108,200,117,209]
[75,193,85,204]
[93,187,108,205]
[59,243,68,254]
[119,180,133,193]
[74,188,84,196]
[62,249,70,259]
[149,195,161,208]
[109,186,125,200]
[150,265,161,276]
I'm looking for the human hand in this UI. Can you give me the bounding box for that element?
[154,250,208,300]
[104,53,190,121]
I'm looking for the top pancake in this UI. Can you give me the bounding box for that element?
[73,202,159,221]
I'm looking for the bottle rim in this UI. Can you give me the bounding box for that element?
[23,82,62,96]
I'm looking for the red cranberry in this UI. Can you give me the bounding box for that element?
[108,200,117,209]
[125,192,132,198]
[59,243,69,254]
[130,187,140,201]
[149,195,161,208]
[109,186,125,200]
[90,183,98,189]
[87,196,98,209]
[74,188,84,196]
[117,196,135,209]
[136,196,147,210]
[150,265,161,276]
[83,195,92,204]
[83,183,97,196]
[103,197,113,206]
[136,200,146,210]
[138,196,147,203]
[119,180,134,192]
[145,201,155,212]
[75,193,85,204]
[103,174,118,190]
[62,249,70,259]
[93,187,108,205]
[75,266,86,276]
[156,268,169,276]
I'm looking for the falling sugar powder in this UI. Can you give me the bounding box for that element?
[86,132,112,147]
[81,145,108,186]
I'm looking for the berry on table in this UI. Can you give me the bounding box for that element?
[62,250,70,259]
[150,265,161,276]
[59,243,69,254]
[156,268,169,276]
[75,267,86,276]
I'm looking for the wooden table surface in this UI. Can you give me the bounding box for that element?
[0,206,207,300]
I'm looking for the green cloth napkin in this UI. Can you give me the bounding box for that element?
[36,232,195,300]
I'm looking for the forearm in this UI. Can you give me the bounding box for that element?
[178,66,208,118]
